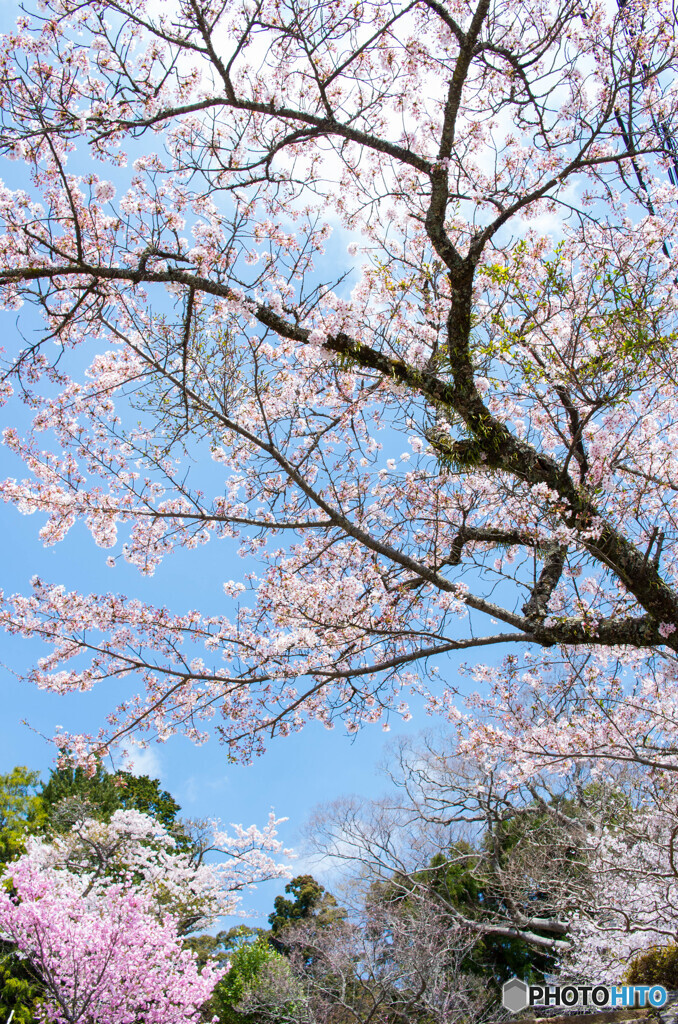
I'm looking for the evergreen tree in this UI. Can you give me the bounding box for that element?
[268,874,345,936]
[0,766,45,864]
[40,762,183,834]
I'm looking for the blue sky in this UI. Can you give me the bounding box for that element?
[0,478,433,922]
[0,378,456,906]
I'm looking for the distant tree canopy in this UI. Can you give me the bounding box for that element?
[0,766,45,864]
[269,874,345,936]
[40,761,183,832]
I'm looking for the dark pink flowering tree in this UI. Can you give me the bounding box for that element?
[0,0,677,777]
[10,806,291,933]
[0,850,222,1023]
[0,806,289,1022]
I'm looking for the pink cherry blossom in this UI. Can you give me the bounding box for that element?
[0,855,221,1024]
[0,0,675,781]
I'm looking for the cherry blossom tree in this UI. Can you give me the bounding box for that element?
[306,733,678,979]
[0,0,677,773]
[20,805,291,932]
[565,804,678,982]
[0,806,290,1022]
[0,851,221,1024]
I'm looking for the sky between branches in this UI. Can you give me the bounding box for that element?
[0,0,456,927]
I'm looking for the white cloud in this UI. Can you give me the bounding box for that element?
[125,743,163,779]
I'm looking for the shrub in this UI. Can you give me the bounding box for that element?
[625,945,678,987]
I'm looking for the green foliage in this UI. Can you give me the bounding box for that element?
[0,939,43,1024]
[211,935,290,1024]
[186,926,262,973]
[625,944,678,987]
[219,937,280,1007]
[479,242,675,405]
[40,761,184,839]
[385,841,556,987]
[577,782,633,829]
[268,874,345,936]
[0,766,45,864]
